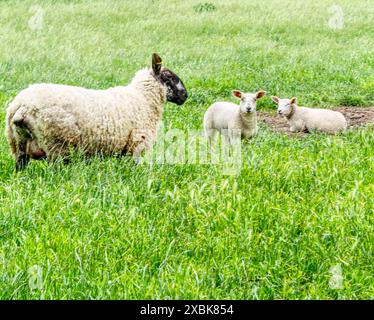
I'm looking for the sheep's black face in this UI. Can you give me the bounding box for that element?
[151,53,188,105]
[159,68,188,105]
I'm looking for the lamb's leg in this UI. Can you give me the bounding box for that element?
[290,125,308,133]
[204,127,216,146]
[15,141,30,171]
[223,129,238,158]
[290,119,307,133]
[222,129,232,145]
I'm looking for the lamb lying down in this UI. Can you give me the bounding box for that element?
[271,96,347,134]
[204,89,266,143]
[5,53,188,171]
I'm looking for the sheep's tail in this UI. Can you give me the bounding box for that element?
[5,100,28,159]
[5,101,18,158]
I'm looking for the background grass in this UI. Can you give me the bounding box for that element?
[0,0,373,299]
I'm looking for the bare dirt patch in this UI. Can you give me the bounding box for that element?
[258,107,374,137]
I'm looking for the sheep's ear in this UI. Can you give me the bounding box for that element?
[152,53,162,75]
[290,97,297,105]
[271,96,279,104]
[255,90,266,100]
[232,90,242,99]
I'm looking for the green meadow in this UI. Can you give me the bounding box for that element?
[0,0,373,299]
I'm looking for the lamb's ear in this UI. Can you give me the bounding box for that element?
[232,90,242,99]
[255,90,266,100]
[290,97,297,105]
[152,53,162,75]
[271,96,279,104]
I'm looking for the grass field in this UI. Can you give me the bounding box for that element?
[0,0,373,299]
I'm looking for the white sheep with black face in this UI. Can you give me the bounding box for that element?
[203,89,266,143]
[271,96,347,133]
[5,53,188,171]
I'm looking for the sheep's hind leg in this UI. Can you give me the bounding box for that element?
[15,141,30,172]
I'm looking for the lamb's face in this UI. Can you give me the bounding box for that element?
[271,96,297,117]
[232,90,266,114]
[240,93,257,114]
[159,68,188,106]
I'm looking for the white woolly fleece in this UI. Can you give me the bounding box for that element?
[286,106,347,133]
[5,68,167,160]
[204,102,258,141]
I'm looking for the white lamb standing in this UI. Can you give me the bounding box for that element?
[203,89,266,143]
[5,53,188,171]
[271,96,347,133]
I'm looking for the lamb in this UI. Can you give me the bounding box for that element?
[271,96,347,133]
[5,53,188,171]
[203,89,266,143]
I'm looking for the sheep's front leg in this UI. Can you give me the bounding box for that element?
[223,127,241,145]
[133,142,148,164]
[15,141,30,171]
[129,129,154,164]
[290,120,306,133]
[46,142,71,166]
[219,129,231,146]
